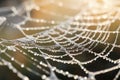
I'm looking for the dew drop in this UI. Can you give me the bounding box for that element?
[24,76,29,80]
[11,57,14,61]
[21,64,24,68]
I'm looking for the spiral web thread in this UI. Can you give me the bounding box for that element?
[0,0,120,80]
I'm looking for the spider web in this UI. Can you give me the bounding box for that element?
[0,0,120,80]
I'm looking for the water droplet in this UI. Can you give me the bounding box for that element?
[21,64,24,68]
[7,46,16,52]
[88,74,95,80]
[11,57,14,61]
[74,75,78,79]
[24,76,29,80]
[42,75,47,79]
